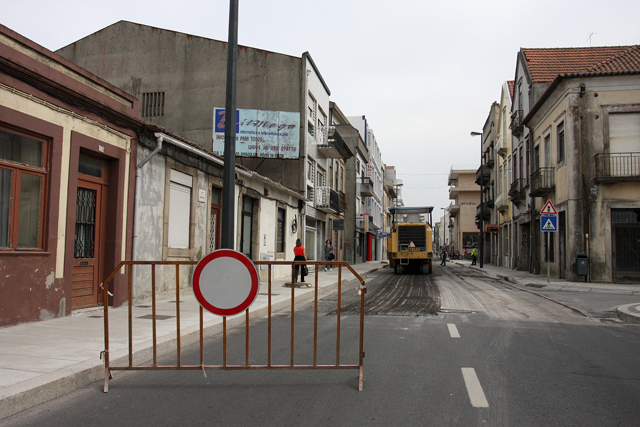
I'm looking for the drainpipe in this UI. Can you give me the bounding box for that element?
[131,134,163,298]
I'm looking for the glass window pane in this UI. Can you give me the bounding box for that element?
[0,168,12,247]
[0,129,43,168]
[211,188,220,205]
[78,156,103,178]
[17,173,42,248]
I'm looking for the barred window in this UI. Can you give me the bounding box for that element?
[142,92,165,117]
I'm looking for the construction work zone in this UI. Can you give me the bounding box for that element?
[100,260,367,392]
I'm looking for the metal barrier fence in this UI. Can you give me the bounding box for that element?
[101,260,366,392]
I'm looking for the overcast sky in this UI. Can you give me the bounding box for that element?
[3,0,640,220]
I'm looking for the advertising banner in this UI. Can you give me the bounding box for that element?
[213,108,300,159]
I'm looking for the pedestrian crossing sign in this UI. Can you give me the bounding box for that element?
[541,215,557,232]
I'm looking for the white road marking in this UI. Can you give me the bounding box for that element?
[447,323,460,338]
[461,367,489,408]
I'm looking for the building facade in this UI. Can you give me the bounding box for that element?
[448,168,480,254]
[1,24,139,327]
[521,45,640,282]
[56,21,355,264]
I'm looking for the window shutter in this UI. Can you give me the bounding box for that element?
[168,170,192,249]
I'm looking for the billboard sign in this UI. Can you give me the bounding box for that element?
[213,108,300,159]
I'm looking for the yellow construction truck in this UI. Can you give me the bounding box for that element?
[387,207,434,275]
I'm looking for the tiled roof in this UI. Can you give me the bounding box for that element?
[522,46,640,83]
[507,80,515,100]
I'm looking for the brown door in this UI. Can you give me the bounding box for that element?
[209,187,221,253]
[72,179,106,308]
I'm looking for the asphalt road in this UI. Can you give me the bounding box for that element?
[3,264,640,426]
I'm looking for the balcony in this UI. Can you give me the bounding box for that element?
[475,203,491,221]
[449,183,478,199]
[485,154,495,169]
[314,186,340,214]
[508,178,526,204]
[594,152,640,183]
[359,177,374,197]
[496,194,509,213]
[485,194,495,208]
[510,110,524,137]
[496,137,508,158]
[530,167,555,197]
[475,165,490,186]
[317,126,346,159]
[449,204,460,217]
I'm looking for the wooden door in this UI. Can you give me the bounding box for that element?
[72,180,106,308]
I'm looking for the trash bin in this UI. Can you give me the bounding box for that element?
[576,253,589,276]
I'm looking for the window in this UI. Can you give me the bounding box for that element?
[557,121,565,163]
[317,171,324,187]
[168,169,192,249]
[240,196,254,258]
[544,134,551,166]
[307,160,314,182]
[307,186,313,200]
[277,208,285,253]
[0,127,47,250]
[142,92,165,117]
[329,162,333,188]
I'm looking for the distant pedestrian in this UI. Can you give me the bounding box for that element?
[293,238,307,283]
[441,250,447,266]
[471,247,477,265]
[324,239,334,271]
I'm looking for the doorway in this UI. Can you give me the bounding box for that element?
[72,154,108,309]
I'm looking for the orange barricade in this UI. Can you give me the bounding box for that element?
[101,261,366,392]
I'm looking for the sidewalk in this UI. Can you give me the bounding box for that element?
[0,261,386,420]
[449,258,640,324]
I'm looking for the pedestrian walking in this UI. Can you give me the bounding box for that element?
[471,247,477,265]
[440,250,447,266]
[324,239,334,271]
[293,238,307,283]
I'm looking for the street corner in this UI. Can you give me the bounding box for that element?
[616,303,640,325]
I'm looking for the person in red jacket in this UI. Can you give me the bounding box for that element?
[293,238,307,283]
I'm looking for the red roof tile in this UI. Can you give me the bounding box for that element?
[522,46,640,83]
[507,80,514,100]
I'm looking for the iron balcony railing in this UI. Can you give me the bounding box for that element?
[595,152,640,182]
[475,165,490,186]
[508,178,526,204]
[475,203,491,220]
[359,177,374,197]
[317,126,346,159]
[530,167,555,197]
[510,110,524,136]
[315,186,340,213]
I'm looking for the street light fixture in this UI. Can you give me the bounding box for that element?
[470,131,484,268]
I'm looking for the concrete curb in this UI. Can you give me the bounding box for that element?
[616,303,640,325]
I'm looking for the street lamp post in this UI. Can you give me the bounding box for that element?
[471,131,484,268]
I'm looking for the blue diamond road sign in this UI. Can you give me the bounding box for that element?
[541,215,557,232]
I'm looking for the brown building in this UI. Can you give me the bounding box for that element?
[0,25,140,327]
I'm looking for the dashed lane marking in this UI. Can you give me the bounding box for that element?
[461,367,489,408]
[447,323,460,338]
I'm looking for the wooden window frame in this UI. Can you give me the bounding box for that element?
[0,125,49,251]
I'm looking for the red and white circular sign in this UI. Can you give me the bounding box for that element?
[192,249,260,316]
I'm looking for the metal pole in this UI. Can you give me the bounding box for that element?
[547,231,550,283]
[221,0,239,249]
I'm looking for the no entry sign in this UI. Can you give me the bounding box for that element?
[192,249,260,316]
